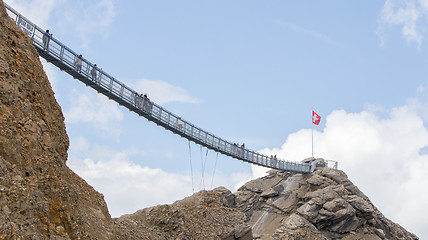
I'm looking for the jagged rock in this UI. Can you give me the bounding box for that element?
[214,186,237,208]
[346,195,374,215]
[306,174,336,187]
[233,169,418,239]
[238,173,283,193]
[114,190,251,240]
[260,188,279,198]
[273,213,328,240]
[222,224,253,240]
[272,192,297,213]
[0,1,112,238]
[375,228,386,239]
[297,199,321,222]
[250,210,284,236]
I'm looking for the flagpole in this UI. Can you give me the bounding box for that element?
[311,110,321,158]
[312,127,314,157]
[311,108,314,157]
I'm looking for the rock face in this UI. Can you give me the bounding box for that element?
[113,187,252,240]
[0,1,419,239]
[234,169,418,240]
[0,1,113,238]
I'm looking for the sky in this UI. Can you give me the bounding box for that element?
[5,0,428,238]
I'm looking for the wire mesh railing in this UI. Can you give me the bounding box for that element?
[4,2,338,173]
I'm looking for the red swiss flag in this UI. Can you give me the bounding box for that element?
[312,111,321,125]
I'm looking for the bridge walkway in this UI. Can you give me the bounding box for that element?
[4,3,332,173]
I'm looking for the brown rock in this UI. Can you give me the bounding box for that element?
[306,174,337,187]
[260,188,279,198]
[238,173,283,193]
[0,1,112,238]
[346,195,374,215]
[114,190,250,240]
[234,169,418,239]
[272,192,298,213]
[273,213,328,240]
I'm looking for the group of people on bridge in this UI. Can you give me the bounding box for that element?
[6,2,334,174]
[40,29,281,167]
[43,30,154,119]
[134,93,153,114]
[43,29,100,84]
[39,28,282,169]
[233,143,245,158]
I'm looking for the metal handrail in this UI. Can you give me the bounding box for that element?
[3,2,331,173]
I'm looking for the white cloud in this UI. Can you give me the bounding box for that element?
[5,0,63,28]
[67,138,251,217]
[64,88,123,134]
[135,79,200,105]
[60,0,116,49]
[377,0,428,48]
[256,106,428,238]
[6,0,115,49]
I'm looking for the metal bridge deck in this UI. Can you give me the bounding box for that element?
[4,3,335,174]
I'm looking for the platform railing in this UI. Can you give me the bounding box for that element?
[4,2,332,173]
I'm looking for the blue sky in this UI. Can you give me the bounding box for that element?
[5,0,428,238]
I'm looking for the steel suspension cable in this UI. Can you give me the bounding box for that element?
[210,152,219,189]
[188,140,194,193]
[199,146,209,190]
[2,3,324,175]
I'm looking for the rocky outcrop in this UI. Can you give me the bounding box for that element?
[0,0,113,238]
[110,168,418,240]
[113,187,252,240]
[235,169,418,239]
[0,0,419,239]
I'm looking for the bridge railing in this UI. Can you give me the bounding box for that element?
[4,2,316,173]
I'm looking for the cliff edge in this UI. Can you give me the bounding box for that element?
[233,169,418,239]
[0,1,112,238]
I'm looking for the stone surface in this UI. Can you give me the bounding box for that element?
[234,169,419,239]
[0,1,112,238]
[113,188,250,240]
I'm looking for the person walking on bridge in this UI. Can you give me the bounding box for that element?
[75,54,83,73]
[42,29,51,50]
[91,64,98,82]
[177,117,183,129]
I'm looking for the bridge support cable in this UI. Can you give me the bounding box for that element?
[210,152,219,189]
[188,140,194,193]
[3,3,330,174]
[199,146,203,190]
[199,146,209,190]
[203,147,209,189]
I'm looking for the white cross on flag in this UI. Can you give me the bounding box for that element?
[312,111,321,125]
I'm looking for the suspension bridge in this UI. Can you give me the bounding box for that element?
[4,3,337,174]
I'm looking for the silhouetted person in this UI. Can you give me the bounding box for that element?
[91,64,98,81]
[75,54,83,73]
[177,117,183,129]
[135,94,143,110]
[42,29,51,50]
[143,94,152,114]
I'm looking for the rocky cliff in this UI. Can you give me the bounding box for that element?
[112,168,419,240]
[234,169,418,239]
[0,0,419,239]
[0,1,113,239]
